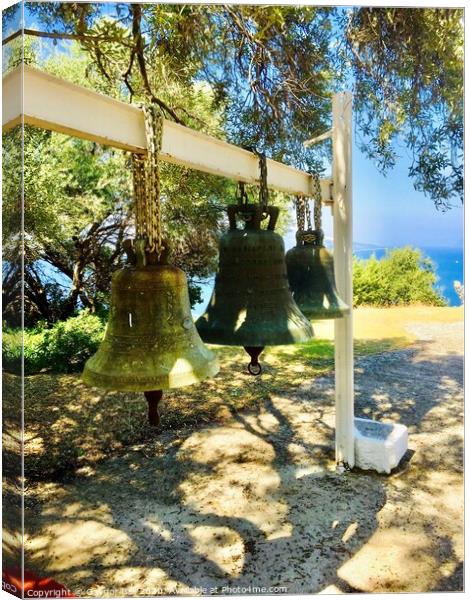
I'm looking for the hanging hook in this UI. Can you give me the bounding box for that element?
[244,346,264,376]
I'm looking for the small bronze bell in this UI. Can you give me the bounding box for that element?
[196,203,314,373]
[82,239,219,424]
[285,229,349,320]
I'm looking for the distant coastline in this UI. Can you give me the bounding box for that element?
[353,246,463,307]
[193,243,463,317]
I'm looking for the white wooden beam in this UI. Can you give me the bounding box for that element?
[332,92,355,469]
[2,65,147,151]
[2,64,332,200]
[2,62,22,132]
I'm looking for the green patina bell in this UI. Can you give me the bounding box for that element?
[196,203,314,374]
[82,239,219,423]
[285,229,349,320]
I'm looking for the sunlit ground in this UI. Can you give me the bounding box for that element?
[3,306,463,594]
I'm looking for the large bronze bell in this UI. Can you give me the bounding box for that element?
[196,203,314,373]
[285,229,349,320]
[82,239,219,424]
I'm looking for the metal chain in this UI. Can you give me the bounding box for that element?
[131,153,147,239]
[306,199,313,230]
[312,173,322,231]
[294,173,322,234]
[143,104,164,256]
[256,150,269,211]
[238,181,249,205]
[295,196,305,231]
[131,103,164,257]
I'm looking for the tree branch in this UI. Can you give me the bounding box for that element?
[2,27,134,47]
[131,4,183,124]
[122,47,137,100]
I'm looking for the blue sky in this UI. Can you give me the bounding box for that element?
[350,143,462,250]
[298,135,463,251]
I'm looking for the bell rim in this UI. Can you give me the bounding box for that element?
[303,308,350,320]
[196,322,314,346]
[81,357,220,392]
[295,300,350,320]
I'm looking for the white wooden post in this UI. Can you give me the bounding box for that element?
[332,92,355,468]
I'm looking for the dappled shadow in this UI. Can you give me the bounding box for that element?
[316,335,463,592]
[24,386,386,595]
[351,341,464,495]
[3,337,338,483]
[21,321,463,593]
[8,334,408,483]
[431,560,463,592]
[2,371,23,575]
[353,343,463,428]
[3,371,160,482]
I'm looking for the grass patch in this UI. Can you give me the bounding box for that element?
[271,336,410,375]
[4,306,460,488]
[3,334,410,485]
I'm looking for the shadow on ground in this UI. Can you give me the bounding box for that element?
[3,325,463,594]
[24,391,386,595]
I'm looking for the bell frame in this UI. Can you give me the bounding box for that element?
[2,64,408,472]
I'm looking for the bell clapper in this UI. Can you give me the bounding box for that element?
[144,390,163,426]
[244,346,264,376]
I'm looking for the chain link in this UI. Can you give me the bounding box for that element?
[295,195,305,231]
[131,103,164,258]
[294,173,322,234]
[256,150,269,211]
[312,173,322,231]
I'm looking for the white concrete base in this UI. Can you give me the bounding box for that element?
[354,418,408,474]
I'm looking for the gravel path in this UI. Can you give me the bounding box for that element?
[25,319,463,595]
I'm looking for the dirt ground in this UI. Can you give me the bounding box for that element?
[7,307,465,595]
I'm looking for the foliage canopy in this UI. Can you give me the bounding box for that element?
[11,2,463,206]
[1,4,463,324]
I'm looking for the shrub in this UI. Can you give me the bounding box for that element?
[3,329,24,375]
[38,311,105,373]
[3,311,105,375]
[353,247,446,307]
[3,328,49,375]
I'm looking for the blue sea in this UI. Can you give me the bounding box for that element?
[193,244,464,317]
